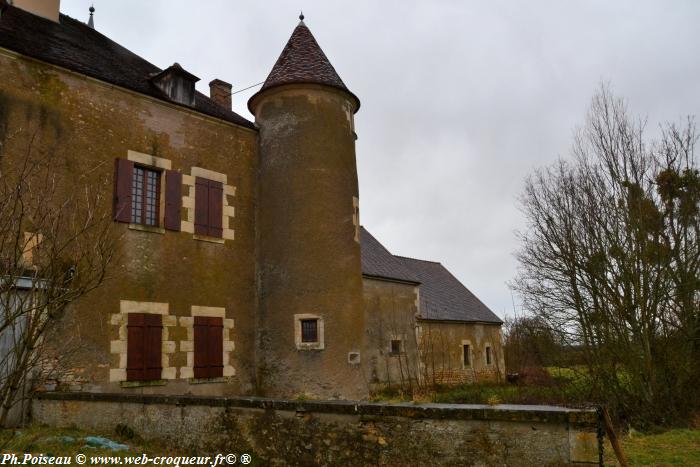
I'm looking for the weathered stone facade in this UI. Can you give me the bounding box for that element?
[33,392,601,466]
[0,5,506,402]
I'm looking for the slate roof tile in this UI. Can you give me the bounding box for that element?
[360,227,502,324]
[0,5,255,130]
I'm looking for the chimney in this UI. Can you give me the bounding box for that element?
[149,63,200,107]
[11,0,60,22]
[209,79,232,110]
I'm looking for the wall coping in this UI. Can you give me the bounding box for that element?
[34,392,599,427]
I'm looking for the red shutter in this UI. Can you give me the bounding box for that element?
[193,316,208,379]
[208,317,224,378]
[126,313,162,381]
[208,181,223,238]
[193,316,223,378]
[164,170,182,231]
[126,313,145,381]
[144,314,163,380]
[194,177,209,236]
[113,158,134,223]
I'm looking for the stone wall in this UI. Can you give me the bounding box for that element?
[33,392,601,467]
[0,48,259,396]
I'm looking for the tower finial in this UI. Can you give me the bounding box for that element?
[299,11,304,21]
[88,5,95,29]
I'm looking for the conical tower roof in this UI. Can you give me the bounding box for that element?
[249,18,360,113]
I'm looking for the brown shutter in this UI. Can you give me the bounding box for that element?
[193,316,208,379]
[113,158,134,223]
[208,180,223,238]
[126,313,162,381]
[208,317,224,378]
[164,170,182,231]
[194,177,209,236]
[144,313,163,380]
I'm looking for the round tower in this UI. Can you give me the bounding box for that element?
[248,17,365,399]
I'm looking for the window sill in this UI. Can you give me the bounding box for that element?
[189,376,229,385]
[193,234,225,244]
[389,352,406,357]
[120,379,167,388]
[128,224,165,234]
[296,343,324,351]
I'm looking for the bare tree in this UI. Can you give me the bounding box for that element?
[512,85,699,426]
[0,127,116,426]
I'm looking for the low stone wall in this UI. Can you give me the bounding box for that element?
[32,393,601,466]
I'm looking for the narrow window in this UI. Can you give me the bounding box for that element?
[131,166,161,226]
[193,316,224,379]
[463,344,471,366]
[126,313,162,381]
[300,319,318,343]
[390,339,402,355]
[486,346,492,365]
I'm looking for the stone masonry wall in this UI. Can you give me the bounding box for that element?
[33,392,601,467]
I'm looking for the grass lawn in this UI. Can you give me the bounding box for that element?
[604,429,700,466]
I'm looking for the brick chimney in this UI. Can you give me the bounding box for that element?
[209,79,232,110]
[11,0,60,22]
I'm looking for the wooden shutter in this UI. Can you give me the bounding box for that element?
[194,177,209,236]
[126,313,145,381]
[164,170,182,231]
[193,316,223,378]
[194,177,224,238]
[208,181,223,238]
[126,313,162,381]
[113,158,134,223]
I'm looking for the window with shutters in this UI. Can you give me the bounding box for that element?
[194,177,223,238]
[113,158,182,232]
[193,316,224,379]
[126,313,162,381]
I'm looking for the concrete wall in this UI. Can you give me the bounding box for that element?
[33,392,601,466]
[0,48,259,396]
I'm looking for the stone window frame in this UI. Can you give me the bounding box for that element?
[461,339,473,369]
[179,306,235,381]
[109,300,177,384]
[388,333,406,356]
[484,342,494,367]
[352,196,360,243]
[294,314,324,350]
[180,167,236,244]
[126,150,172,234]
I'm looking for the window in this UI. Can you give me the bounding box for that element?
[193,316,224,379]
[294,314,324,350]
[301,319,318,343]
[486,346,492,365]
[194,177,223,238]
[126,313,162,381]
[463,344,471,367]
[131,166,161,226]
[390,339,403,355]
[113,158,182,231]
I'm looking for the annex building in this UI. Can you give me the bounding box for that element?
[0,0,504,400]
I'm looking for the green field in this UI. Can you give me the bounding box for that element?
[604,429,700,466]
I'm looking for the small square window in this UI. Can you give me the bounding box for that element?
[390,339,402,355]
[486,346,492,365]
[300,319,318,343]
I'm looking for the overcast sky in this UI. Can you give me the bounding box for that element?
[61,0,700,319]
